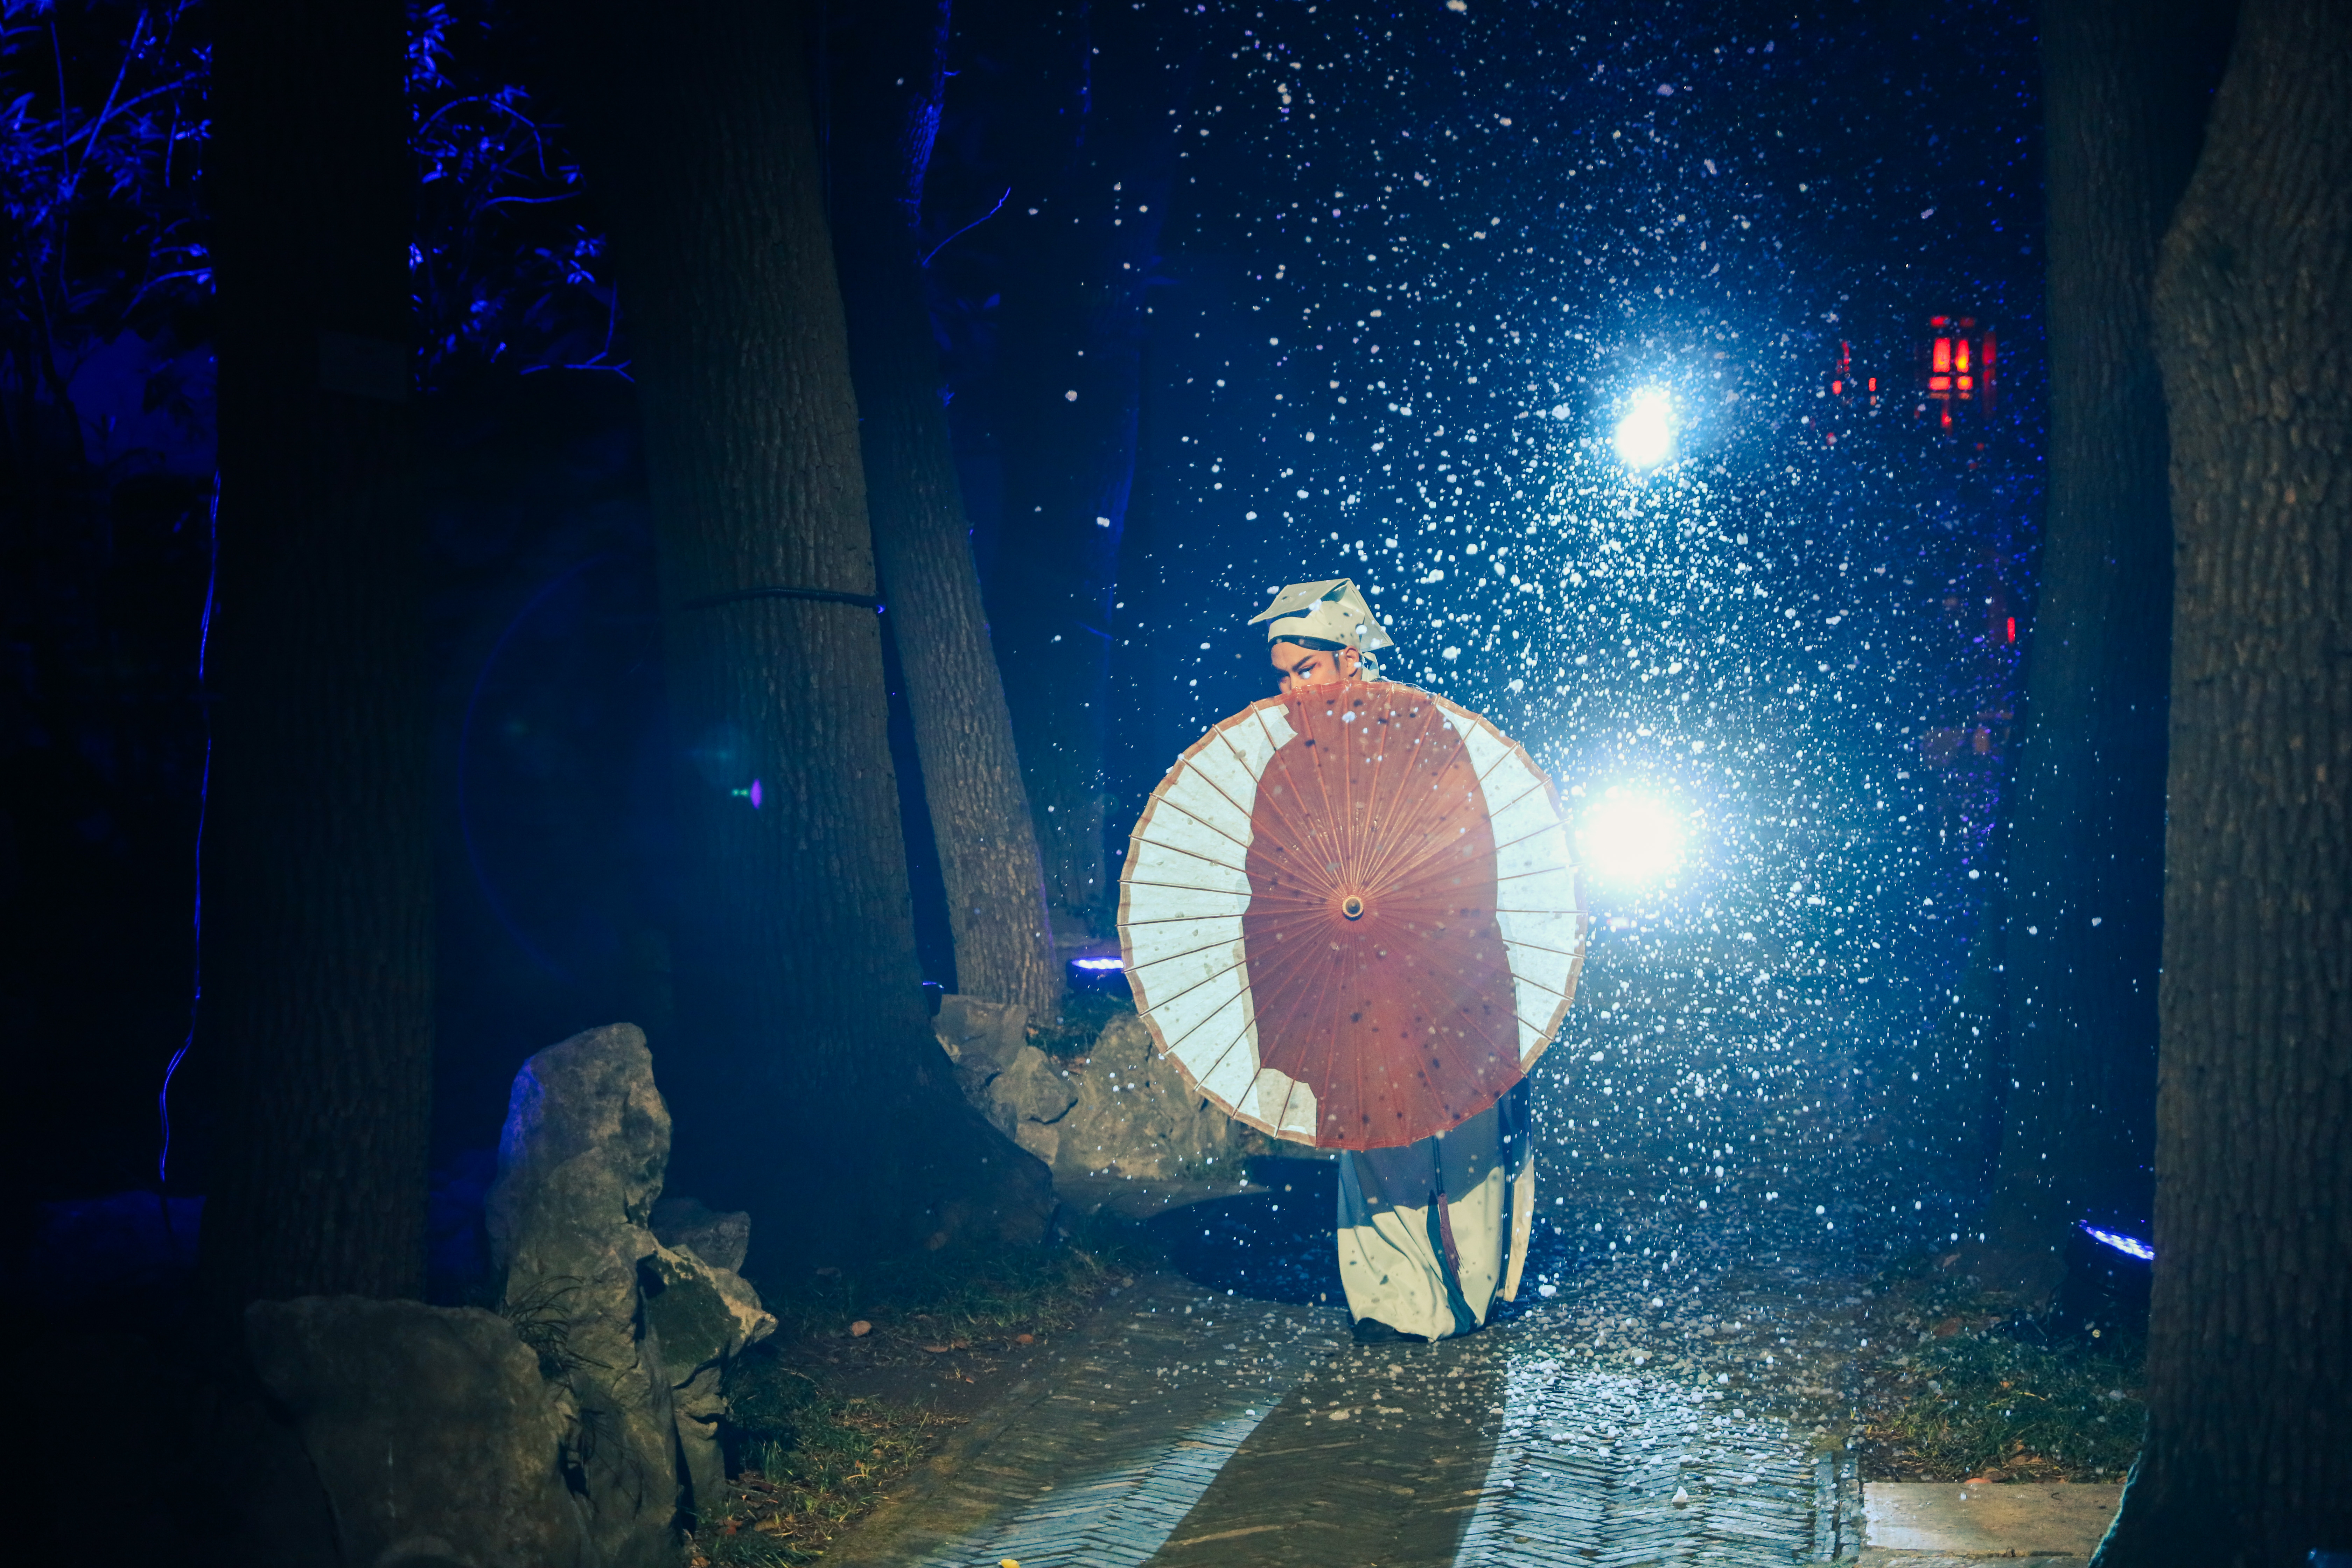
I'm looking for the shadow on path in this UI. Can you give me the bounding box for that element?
[1153,1335,1506,1567]
[1147,1160,1344,1307]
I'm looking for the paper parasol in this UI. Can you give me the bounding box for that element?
[1118,681,1586,1150]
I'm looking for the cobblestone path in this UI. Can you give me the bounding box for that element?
[826,1241,1866,1568]
[823,1277,1340,1568]
[824,916,1970,1566]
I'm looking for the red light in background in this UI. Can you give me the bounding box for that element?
[1921,317,2001,421]
[2006,616,2017,644]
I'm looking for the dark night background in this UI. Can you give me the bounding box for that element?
[13,2,2352,1561]
[2,0,2044,1226]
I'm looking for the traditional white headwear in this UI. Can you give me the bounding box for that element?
[1250,579,1394,677]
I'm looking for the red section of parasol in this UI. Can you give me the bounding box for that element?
[1241,683,1525,1148]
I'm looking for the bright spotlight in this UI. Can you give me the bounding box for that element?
[1613,387,1675,468]
[1578,789,1685,887]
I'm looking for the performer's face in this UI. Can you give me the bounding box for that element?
[1270,640,1360,693]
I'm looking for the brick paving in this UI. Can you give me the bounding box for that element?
[818,916,1996,1565]
[823,1241,1867,1567]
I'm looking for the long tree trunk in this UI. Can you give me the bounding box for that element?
[1970,0,2226,1302]
[197,0,432,1309]
[827,0,1063,1022]
[2095,2,2352,1559]
[534,0,1052,1260]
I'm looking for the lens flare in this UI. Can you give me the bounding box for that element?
[1578,789,1685,887]
[1613,387,1675,469]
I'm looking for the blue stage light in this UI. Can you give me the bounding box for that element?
[2079,1222,2155,1262]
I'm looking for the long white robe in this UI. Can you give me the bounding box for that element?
[1335,1079,1534,1341]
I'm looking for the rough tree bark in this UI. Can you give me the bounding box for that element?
[827,0,1063,1022]
[197,0,432,1308]
[534,1,1052,1260]
[1970,0,2227,1302]
[2094,1,2352,1560]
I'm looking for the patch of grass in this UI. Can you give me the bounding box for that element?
[689,1379,949,1566]
[1859,1273,2145,1483]
[1028,989,1134,1058]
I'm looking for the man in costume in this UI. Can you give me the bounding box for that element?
[1251,579,1536,1342]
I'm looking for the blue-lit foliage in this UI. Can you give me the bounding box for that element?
[407,0,622,383]
[0,0,212,473]
[1,0,629,423]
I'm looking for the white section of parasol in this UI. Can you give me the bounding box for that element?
[1155,738,1259,843]
[1240,1066,1318,1138]
[1129,793,1251,879]
[1129,937,1249,1025]
[1450,706,1585,1064]
[1123,703,1301,1129]
[1124,834,1249,900]
[1182,988,1264,1106]
[1125,912,1250,971]
[1202,701,1297,793]
[1277,1075,1317,1137]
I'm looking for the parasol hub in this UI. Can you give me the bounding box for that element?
[1341,893,1367,920]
